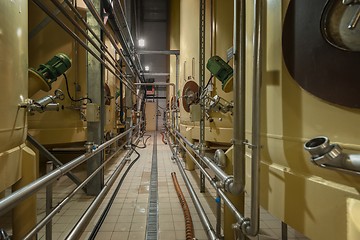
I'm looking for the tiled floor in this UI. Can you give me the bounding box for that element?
[0,132,309,240]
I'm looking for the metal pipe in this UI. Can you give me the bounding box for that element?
[32,0,136,93]
[49,0,134,91]
[229,0,246,195]
[22,141,128,240]
[27,134,82,186]
[45,161,53,240]
[166,134,218,240]
[66,137,141,239]
[175,130,230,185]
[170,129,245,224]
[83,0,140,82]
[244,0,263,236]
[0,125,137,216]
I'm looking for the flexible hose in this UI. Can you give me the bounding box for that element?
[161,132,167,145]
[171,172,195,240]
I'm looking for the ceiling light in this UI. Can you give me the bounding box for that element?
[138,39,145,47]
[144,66,150,71]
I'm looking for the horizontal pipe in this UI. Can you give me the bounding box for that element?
[166,133,218,240]
[174,130,232,188]
[170,130,245,224]
[137,50,180,55]
[66,136,141,239]
[0,125,137,216]
[23,141,128,240]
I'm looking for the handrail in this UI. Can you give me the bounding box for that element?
[0,125,138,216]
[23,140,129,240]
[168,129,245,224]
[165,132,218,240]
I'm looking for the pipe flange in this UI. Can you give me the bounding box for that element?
[241,217,251,234]
[223,176,234,192]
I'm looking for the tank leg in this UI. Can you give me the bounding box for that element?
[12,146,37,240]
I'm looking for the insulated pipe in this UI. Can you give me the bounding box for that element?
[0,125,138,215]
[229,0,246,195]
[23,141,128,240]
[243,0,263,236]
[166,133,218,240]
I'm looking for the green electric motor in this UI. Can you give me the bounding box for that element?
[34,53,72,86]
[206,55,233,92]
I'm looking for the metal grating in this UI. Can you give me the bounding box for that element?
[145,132,158,240]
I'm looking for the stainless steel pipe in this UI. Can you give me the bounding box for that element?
[243,0,263,236]
[230,0,246,195]
[22,141,129,239]
[171,130,245,224]
[166,133,218,240]
[175,130,231,187]
[0,125,137,216]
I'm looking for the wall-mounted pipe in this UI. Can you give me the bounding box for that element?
[243,0,263,236]
[229,0,246,195]
[169,129,245,224]
[0,125,138,216]
[304,136,360,174]
[165,132,218,240]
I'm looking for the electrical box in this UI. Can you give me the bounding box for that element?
[190,104,201,122]
[86,103,100,122]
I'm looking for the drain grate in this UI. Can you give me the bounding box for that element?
[145,132,158,240]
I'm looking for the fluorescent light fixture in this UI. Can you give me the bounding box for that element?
[138,39,145,47]
[144,66,150,71]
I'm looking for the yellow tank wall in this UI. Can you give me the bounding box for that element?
[0,0,29,192]
[245,0,360,239]
[27,2,87,145]
[178,0,234,144]
[175,0,360,239]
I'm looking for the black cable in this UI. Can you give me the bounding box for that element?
[63,73,93,103]
[88,146,141,240]
[131,135,151,148]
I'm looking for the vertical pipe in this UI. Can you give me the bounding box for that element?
[45,162,53,240]
[245,0,263,236]
[216,189,222,237]
[175,55,180,131]
[282,222,288,240]
[229,0,246,194]
[199,0,206,193]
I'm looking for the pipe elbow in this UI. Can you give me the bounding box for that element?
[225,177,244,195]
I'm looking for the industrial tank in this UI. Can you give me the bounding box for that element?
[0,0,29,192]
[172,0,360,239]
[0,1,37,238]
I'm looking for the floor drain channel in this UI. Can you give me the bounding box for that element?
[145,132,158,240]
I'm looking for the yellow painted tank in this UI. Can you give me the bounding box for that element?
[0,0,28,192]
[173,0,360,239]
